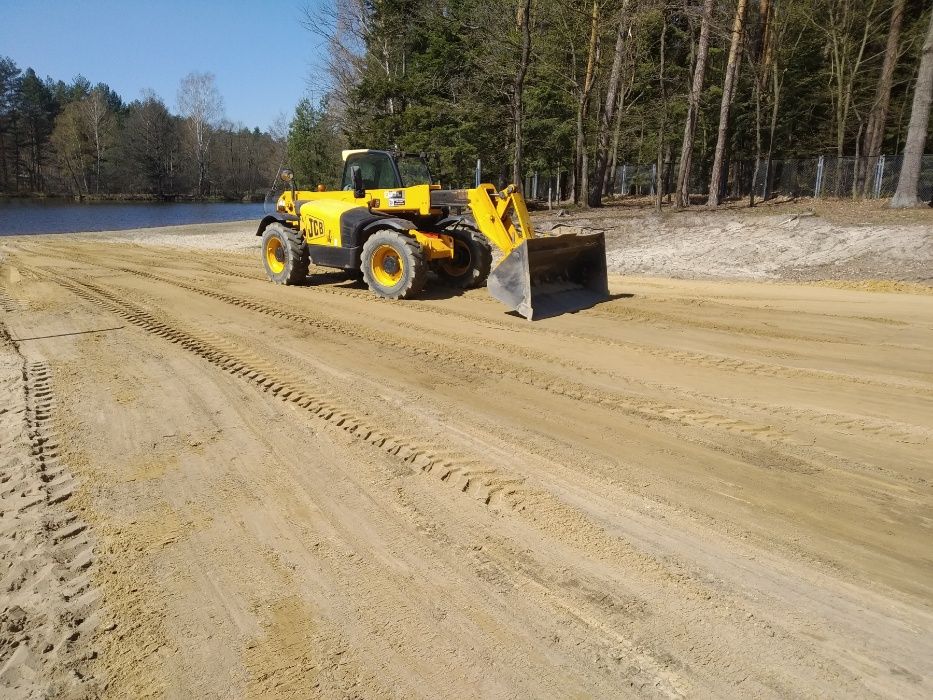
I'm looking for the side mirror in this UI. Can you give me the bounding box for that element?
[351,165,365,199]
[279,168,294,183]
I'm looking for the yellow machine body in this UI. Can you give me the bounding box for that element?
[257,150,609,318]
[292,195,454,262]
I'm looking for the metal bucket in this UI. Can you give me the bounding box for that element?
[487,232,609,320]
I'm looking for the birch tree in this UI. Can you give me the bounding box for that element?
[177,72,224,196]
[81,87,116,193]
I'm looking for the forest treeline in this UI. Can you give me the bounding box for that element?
[2,0,931,206]
[0,62,283,200]
[293,0,933,207]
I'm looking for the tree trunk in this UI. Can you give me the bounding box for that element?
[708,0,748,207]
[891,9,933,208]
[512,0,532,190]
[828,0,878,197]
[574,0,600,205]
[677,0,715,208]
[605,91,624,196]
[590,0,631,207]
[749,0,773,207]
[860,0,905,196]
[655,9,669,212]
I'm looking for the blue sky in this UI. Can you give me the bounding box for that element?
[0,0,329,131]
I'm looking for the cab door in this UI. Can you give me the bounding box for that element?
[341,151,402,190]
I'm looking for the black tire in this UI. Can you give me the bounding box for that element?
[361,230,427,300]
[435,225,493,289]
[261,223,308,285]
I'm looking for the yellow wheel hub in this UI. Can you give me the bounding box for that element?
[371,244,404,287]
[265,236,285,274]
[441,239,472,277]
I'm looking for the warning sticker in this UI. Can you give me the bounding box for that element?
[385,190,406,207]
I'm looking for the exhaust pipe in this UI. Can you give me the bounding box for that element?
[487,232,609,320]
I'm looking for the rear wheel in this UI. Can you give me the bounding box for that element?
[361,230,427,300]
[261,223,308,285]
[436,226,492,289]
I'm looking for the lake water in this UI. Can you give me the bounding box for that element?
[0,200,266,236]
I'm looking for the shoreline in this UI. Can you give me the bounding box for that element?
[0,192,265,203]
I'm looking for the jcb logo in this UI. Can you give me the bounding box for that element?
[308,217,326,238]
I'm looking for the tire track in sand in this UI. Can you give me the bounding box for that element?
[53,275,527,511]
[0,323,98,698]
[188,255,932,394]
[42,272,746,697]
[111,266,793,449]
[33,245,931,396]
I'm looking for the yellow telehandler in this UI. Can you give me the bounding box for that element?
[256,149,608,319]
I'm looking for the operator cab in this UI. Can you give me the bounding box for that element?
[340,150,433,191]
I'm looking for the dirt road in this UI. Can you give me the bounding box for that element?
[1,231,931,698]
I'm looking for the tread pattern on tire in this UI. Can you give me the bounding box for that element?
[263,223,309,285]
[361,230,427,300]
[437,226,493,289]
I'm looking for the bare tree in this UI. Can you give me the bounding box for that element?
[708,0,749,207]
[81,87,116,194]
[676,0,715,208]
[301,0,369,131]
[590,0,632,206]
[177,72,224,196]
[756,2,798,202]
[891,8,933,208]
[859,0,906,196]
[50,101,90,196]
[816,0,880,195]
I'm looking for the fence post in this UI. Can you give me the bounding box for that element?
[621,165,627,196]
[548,186,552,210]
[650,163,657,196]
[873,155,885,199]
[533,171,538,199]
[557,170,562,203]
[814,155,825,198]
[475,159,481,188]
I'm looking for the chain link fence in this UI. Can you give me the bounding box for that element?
[611,154,932,202]
[521,154,932,203]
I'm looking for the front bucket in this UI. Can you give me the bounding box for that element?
[487,232,609,320]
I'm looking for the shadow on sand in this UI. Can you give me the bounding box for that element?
[301,271,633,320]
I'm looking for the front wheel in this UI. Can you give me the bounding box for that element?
[361,230,427,300]
[261,223,308,285]
[436,226,492,289]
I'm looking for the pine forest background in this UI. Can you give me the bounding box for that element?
[0,0,931,206]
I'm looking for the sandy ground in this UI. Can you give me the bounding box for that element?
[65,200,933,283]
[0,210,931,697]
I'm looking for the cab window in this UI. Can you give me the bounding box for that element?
[397,156,432,186]
[341,152,401,190]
